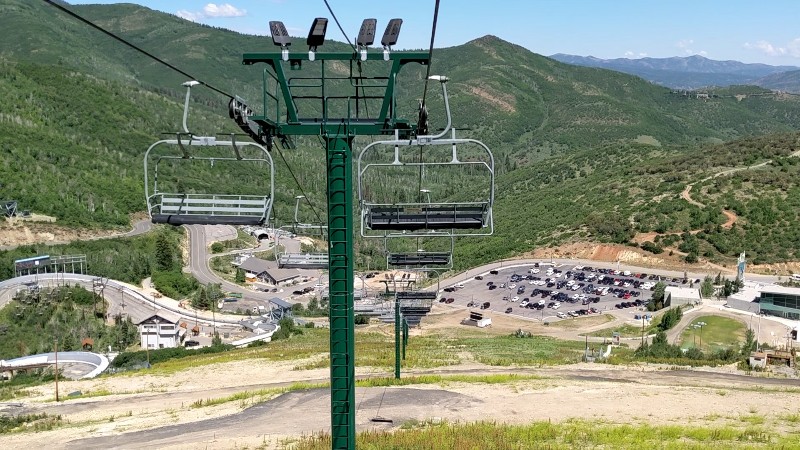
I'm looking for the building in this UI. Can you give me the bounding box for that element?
[237,257,301,285]
[756,285,800,321]
[665,286,701,307]
[137,312,185,349]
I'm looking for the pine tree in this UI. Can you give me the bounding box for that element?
[154,231,175,272]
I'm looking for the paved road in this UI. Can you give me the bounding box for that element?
[0,274,244,328]
[57,365,800,449]
[185,225,324,308]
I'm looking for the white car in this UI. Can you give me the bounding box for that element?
[509,284,517,289]
[520,299,529,307]
[530,268,540,274]
[512,296,520,302]
[552,302,561,309]
[556,312,567,318]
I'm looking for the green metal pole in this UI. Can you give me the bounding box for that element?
[325,133,355,450]
[395,295,401,379]
[402,318,408,360]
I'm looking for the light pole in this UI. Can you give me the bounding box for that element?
[692,321,706,349]
[641,315,646,347]
[419,189,431,204]
[53,338,59,402]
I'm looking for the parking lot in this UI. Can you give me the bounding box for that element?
[439,262,700,323]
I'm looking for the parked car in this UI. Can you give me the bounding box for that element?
[475,275,484,280]
[489,270,499,275]
[505,307,513,314]
[481,302,491,309]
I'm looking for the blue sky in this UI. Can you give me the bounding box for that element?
[68,1,800,66]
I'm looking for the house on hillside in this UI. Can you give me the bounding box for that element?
[136,312,185,349]
[237,257,301,286]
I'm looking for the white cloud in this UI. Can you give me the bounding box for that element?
[743,40,787,56]
[176,9,204,21]
[623,51,647,58]
[175,3,246,22]
[675,39,706,57]
[785,38,800,57]
[203,3,246,18]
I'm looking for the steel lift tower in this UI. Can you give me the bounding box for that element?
[231,18,429,449]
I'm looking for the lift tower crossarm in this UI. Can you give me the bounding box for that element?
[241,51,429,136]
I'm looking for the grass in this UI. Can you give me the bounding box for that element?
[291,420,792,449]
[0,413,63,434]
[143,328,588,375]
[546,314,614,330]
[679,315,747,351]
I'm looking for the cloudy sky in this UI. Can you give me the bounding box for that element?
[67,1,800,66]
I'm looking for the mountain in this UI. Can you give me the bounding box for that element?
[756,69,800,93]
[2,2,800,266]
[549,54,800,89]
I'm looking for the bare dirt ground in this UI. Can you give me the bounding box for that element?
[3,307,798,450]
[0,214,146,248]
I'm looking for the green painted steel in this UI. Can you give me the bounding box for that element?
[326,133,355,449]
[395,297,401,379]
[402,318,409,360]
[242,51,429,138]
[241,49,429,450]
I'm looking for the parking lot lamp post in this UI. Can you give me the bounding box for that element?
[698,321,706,349]
[419,189,431,204]
[641,316,646,347]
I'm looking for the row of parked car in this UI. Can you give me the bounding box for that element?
[615,299,646,309]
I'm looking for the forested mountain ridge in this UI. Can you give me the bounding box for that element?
[549,53,800,90]
[1,2,800,266]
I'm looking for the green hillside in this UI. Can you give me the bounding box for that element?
[2,2,800,267]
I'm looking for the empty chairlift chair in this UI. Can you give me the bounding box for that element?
[358,127,495,238]
[275,195,329,269]
[385,234,454,270]
[143,82,275,226]
[357,75,495,239]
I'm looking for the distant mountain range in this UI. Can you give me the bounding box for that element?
[549,54,800,91]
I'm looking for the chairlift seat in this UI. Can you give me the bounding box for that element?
[396,291,437,300]
[149,194,270,226]
[367,204,488,231]
[278,253,329,269]
[388,252,451,267]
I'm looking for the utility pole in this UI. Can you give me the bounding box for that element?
[53,339,59,402]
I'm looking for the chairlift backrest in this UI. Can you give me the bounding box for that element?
[357,127,495,238]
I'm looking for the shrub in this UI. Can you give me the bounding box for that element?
[354,314,370,325]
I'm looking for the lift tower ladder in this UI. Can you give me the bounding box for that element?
[237,19,429,449]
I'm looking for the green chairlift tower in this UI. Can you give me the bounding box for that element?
[231,18,430,449]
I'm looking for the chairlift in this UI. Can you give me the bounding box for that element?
[357,76,494,238]
[274,198,329,269]
[144,82,275,226]
[385,233,453,270]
